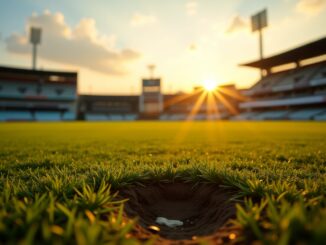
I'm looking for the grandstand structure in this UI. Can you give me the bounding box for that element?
[0,66,77,121]
[2,37,326,122]
[78,95,138,121]
[161,84,242,120]
[78,84,244,121]
[235,36,326,121]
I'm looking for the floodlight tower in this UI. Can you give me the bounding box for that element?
[29,27,42,70]
[251,9,268,77]
[148,64,156,78]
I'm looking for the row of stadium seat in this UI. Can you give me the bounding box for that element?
[159,113,228,120]
[34,111,61,121]
[0,111,33,121]
[310,66,326,84]
[272,65,319,91]
[86,113,227,121]
[248,63,326,95]
[85,113,138,121]
[233,108,326,121]
[314,112,326,120]
[240,94,325,109]
[0,111,76,121]
[252,110,289,120]
[0,82,76,100]
[2,109,324,121]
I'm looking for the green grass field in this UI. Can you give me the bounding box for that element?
[0,122,325,244]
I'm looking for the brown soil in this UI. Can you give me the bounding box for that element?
[119,182,241,244]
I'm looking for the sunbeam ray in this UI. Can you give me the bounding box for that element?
[163,88,203,110]
[186,90,207,121]
[171,90,207,145]
[218,87,249,102]
[213,90,238,115]
[206,91,220,120]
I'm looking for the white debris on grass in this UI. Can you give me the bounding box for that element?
[155,217,183,228]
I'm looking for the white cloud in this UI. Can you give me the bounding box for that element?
[296,0,326,15]
[226,15,249,34]
[130,13,157,26]
[5,11,140,75]
[186,1,198,16]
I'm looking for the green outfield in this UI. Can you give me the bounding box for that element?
[0,122,325,244]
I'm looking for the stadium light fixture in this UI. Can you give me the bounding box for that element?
[251,9,268,77]
[30,27,42,70]
[147,64,156,79]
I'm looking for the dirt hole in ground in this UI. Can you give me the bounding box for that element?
[119,182,239,242]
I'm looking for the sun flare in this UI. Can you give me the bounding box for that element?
[203,79,218,92]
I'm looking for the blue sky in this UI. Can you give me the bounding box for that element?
[1,0,326,94]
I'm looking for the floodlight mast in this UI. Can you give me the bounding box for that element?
[259,22,263,61]
[148,64,156,79]
[32,44,37,70]
[30,27,42,70]
[251,9,267,78]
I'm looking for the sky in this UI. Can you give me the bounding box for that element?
[0,0,326,95]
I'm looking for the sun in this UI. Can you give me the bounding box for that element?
[203,79,218,92]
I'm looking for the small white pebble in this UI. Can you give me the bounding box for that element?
[155,217,183,228]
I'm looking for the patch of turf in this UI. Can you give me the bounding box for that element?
[0,121,325,244]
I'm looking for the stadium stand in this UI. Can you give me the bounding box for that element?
[288,108,325,120]
[314,111,326,120]
[160,85,243,120]
[6,39,325,122]
[78,95,139,121]
[237,36,326,121]
[0,111,33,121]
[0,66,77,121]
[78,84,243,121]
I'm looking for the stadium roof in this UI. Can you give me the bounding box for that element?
[0,65,77,77]
[0,65,77,84]
[241,36,326,69]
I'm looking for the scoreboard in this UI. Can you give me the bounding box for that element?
[139,78,163,116]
